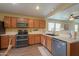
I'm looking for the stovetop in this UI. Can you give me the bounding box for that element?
[17,30,28,35]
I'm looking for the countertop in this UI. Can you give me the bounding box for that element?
[0,32,79,43]
[42,34,79,43]
[0,32,18,36]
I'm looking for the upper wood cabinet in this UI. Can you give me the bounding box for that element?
[4,16,46,29]
[39,20,46,28]
[11,17,17,28]
[34,20,39,28]
[28,19,34,28]
[4,16,11,28]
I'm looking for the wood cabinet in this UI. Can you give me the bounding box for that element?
[67,42,79,56]
[39,20,46,28]
[11,17,17,28]
[12,35,16,48]
[28,19,34,28]
[0,35,16,49]
[28,34,35,45]
[41,35,46,47]
[46,36,52,52]
[34,20,39,28]
[34,34,41,44]
[1,35,9,49]
[4,16,46,29]
[4,16,11,28]
[28,34,41,45]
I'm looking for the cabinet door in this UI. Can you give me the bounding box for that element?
[1,35,9,49]
[46,36,52,52]
[11,17,17,28]
[39,20,46,28]
[28,35,35,45]
[17,18,25,23]
[28,19,34,28]
[34,20,39,28]
[34,34,40,44]
[12,35,16,48]
[41,35,46,47]
[4,16,11,28]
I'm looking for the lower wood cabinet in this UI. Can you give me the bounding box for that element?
[0,35,16,49]
[12,35,16,48]
[34,34,41,44]
[28,34,35,45]
[1,35,9,49]
[41,35,46,47]
[28,34,41,45]
[46,36,52,52]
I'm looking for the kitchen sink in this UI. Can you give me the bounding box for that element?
[46,34,58,36]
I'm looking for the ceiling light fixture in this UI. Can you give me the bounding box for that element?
[69,14,74,21]
[36,6,40,10]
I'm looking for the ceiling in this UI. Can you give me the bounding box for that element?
[0,3,79,22]
[0,3,60,17]
[48,3,79,21]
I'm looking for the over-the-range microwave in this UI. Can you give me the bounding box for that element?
[17,22,28,28]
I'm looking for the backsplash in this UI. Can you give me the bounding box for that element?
[6,28,45,34]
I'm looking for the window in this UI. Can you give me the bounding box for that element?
[56,23,61,31]
[75,24,78,32]
[48,23,55,31]
[48,22,61,31]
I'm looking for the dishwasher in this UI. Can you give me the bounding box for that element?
[52,38,67,56]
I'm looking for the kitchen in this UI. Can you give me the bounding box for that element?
[0,3,79,56]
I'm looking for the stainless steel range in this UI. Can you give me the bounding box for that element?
[16,30,28,48]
